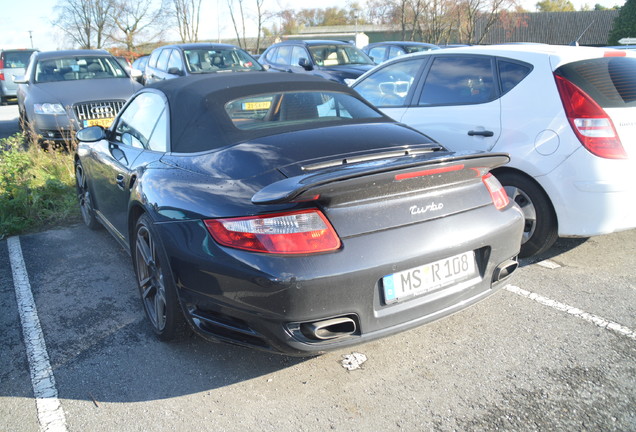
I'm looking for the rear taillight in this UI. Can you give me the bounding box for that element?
[482,173,509,210]
[204,209,341,254]
[0,58,4,81]
[554,74,627,159]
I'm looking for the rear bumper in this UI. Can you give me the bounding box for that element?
[1,81,18,98]
[156,203,523,355]
[538,148,636,237]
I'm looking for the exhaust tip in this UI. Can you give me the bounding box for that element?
[493,258,518,283]
[300,316,358,341]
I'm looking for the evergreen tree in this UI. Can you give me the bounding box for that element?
[608,0,636,45]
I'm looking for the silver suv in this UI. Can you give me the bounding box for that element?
[1,49,37,104]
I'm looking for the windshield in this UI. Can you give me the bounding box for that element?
[308,45,374,67]
[225,91,382,131]
[34,56,127,83]
[184,48,263,73]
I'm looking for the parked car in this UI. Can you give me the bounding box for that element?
[259,40,376,85]
[131,55,149,84]
[115,56,131,71]
[352,44,636,257]
[144,43,264,85]
[0,48,37,104]
[362,41,440,63]
[15,49,142,143]
[605,45,636,51]
[74,72,523,355]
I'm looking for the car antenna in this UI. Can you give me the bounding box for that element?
[569,20,594,46]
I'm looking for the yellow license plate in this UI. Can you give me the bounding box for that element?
[85,118,114,128]
[242,101,271,110]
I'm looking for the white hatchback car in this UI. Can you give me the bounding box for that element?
[352,44,636,257]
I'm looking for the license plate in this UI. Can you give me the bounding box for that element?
[383,251,476,304]
[242,101,271,110]
[84,118,114,128]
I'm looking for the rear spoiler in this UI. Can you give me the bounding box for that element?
[252,151,510,205]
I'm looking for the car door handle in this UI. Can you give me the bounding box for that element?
[116,174,125,190]
[468,130,494,137]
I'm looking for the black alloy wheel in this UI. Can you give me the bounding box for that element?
[75,161,100,230]
[496,171,558,258]
[133,214,188,341]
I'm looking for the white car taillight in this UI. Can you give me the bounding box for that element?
[554,74,627,159]
[482,173,510,210]
[205,209,341,254]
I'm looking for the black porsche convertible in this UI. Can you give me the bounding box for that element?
[75,72,523,355]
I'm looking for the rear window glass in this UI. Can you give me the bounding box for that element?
[556,57,636,108]
[2,51,34,68]
[225,91,382,130]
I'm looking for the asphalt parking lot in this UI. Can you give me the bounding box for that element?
[1,103,635,431]
[0,102,20,139]
[1,225,635,431]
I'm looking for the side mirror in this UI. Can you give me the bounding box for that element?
[167,67,184,76]
[76,126,106,142]
[13,75,28,84]
[130,69,143,79]
[298,58,313,71]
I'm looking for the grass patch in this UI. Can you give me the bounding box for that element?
[0,133,81,239]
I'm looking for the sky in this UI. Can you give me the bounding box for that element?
[1,0,627,52]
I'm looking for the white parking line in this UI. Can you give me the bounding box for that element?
[505,284,636,341]
[7,236,68,432]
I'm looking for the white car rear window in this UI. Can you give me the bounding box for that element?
[556,57,636,108]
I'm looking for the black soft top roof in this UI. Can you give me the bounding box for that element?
[147,72,388,153]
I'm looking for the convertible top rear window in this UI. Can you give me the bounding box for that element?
[154,72,390,153]
[225,91,382,130]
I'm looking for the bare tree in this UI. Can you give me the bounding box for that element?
[53,0,115,49]
[226,0,269,52]
[254,0,266,53]
[173,0,203,43]
[365,0,397,25]
[92,0,116,48]
[365,0,519,44]
[265,8,301,37]
[109,0,167,53]
[418,0,457,43]
[458,0,519,44]
[227,0,247,49]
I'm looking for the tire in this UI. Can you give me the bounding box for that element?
[75,160,100,230]
[133,213,189,341]
[495,171,558,258]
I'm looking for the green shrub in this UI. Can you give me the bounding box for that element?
[0,133,81,239]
